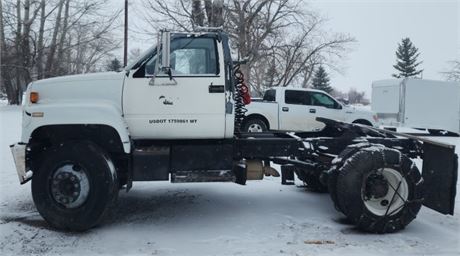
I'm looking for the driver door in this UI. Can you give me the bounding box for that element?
[122,36,226,139]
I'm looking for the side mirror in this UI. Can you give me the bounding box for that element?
[149,30,175,85]
[160,30,170,73]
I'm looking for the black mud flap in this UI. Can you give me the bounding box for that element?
[422,142,458,215]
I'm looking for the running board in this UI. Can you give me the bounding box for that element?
[171,170,235,183]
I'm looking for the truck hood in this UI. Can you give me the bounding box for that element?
[343,105,377,124]
[28,72,125,107]
[32,72,125,86]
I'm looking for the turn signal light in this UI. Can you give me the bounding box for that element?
[30,92,39,103]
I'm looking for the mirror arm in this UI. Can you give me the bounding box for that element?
[166,68,172,80]
[149,31,163,86]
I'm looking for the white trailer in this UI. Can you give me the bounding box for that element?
[372,78,460,134]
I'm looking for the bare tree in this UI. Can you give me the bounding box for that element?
[347,88,366,104]
[1,0,122,104]
[261,24,352,88]
[36,0,46,79]
[44,0,64,78]
[442,60,460,82]
[0,0,6,96]
[192,0,205,26]
[128,48,142,64]
[140,0,354,94]
[141,0,224,31]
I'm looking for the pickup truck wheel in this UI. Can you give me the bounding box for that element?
[243,118,268,133]
[352,119,373,126]
[334,146,423,233]
[32,141,118,231]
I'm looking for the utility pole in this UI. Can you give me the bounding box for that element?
[123,0,128,67]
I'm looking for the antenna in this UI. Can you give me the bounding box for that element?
[123,0,128,67]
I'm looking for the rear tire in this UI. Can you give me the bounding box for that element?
[328,143,373,212]
[242,118,268,133]
[334,146,423,233]
[32,141,118,231]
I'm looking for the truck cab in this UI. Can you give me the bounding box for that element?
[123,32,235,139]
[243,87,377,132]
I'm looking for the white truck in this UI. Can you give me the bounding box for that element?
[9,30,458,233]
[372,78,460,134]
[242,87,378,133]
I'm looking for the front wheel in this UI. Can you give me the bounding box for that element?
[333,146,423,233]
[32,141,118,231]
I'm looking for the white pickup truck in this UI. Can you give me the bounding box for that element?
[242,87,378,132]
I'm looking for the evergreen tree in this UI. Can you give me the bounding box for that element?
[106,58,122,71]
[312,66,333,93]
[392,38,423,78]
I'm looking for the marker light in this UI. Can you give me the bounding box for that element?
[30,92,39,103]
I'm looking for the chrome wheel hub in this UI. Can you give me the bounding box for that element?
[50,163,90,208]
[248,123,263,132]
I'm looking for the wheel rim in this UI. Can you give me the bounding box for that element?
[247,123,263,132]
[362,168,409,216]
[50,163,90,209]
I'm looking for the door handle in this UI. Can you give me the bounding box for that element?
[282,107,289,112]
[209,84,225,93]
[309,108,316,113]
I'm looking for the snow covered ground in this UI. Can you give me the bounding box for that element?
[0,105,459,256]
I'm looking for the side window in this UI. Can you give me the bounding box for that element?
[285,90,310,105]
[145,55,157,75]
[263,89,276,102]
[145,37,218,76]
[309,92,337,109]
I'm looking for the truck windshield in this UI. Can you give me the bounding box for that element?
[143,37,218,76]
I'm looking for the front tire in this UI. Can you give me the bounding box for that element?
[32,141,118,231]
[334,146,423,233]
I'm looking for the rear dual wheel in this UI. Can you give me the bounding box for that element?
[328,145,423,233]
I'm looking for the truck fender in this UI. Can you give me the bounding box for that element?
[22,101,131,153]
[243,114,271,130]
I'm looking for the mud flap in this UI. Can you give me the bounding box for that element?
[422,142,458,215]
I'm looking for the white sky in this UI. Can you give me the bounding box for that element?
[116,0,459,97]
[309,0,459,96]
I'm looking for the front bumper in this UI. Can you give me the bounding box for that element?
[10,143,32,184]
